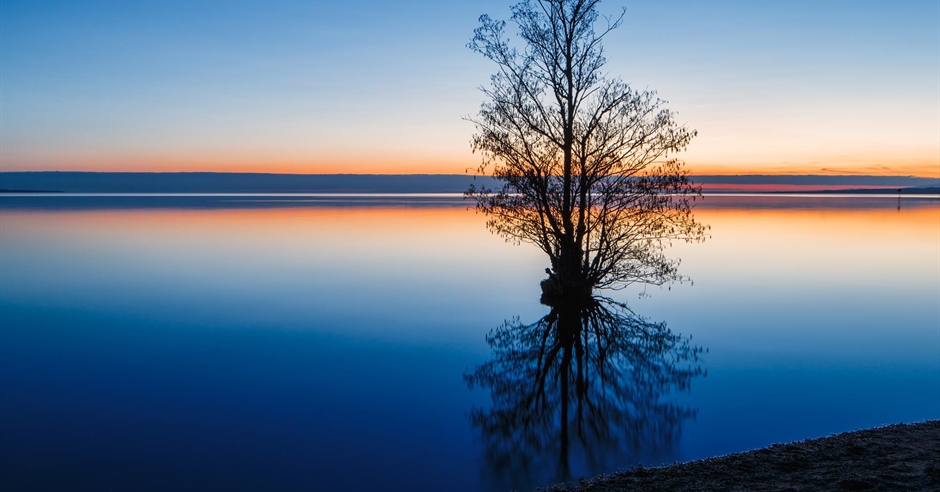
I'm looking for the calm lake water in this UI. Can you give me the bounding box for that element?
[1,194,938,491]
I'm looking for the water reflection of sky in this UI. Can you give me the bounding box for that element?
[1,194,937,491]
[631,196,940,461]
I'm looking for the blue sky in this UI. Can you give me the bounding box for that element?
[1,0,938,175]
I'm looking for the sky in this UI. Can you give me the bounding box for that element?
[1,0,938,177]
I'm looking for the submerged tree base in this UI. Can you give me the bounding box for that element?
[543,420,940,492]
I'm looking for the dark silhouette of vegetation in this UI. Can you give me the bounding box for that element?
[465,298,704,489]
[464,2,708,488]
[466,0,706,297]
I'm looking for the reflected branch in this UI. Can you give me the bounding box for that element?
[465,297,705,489]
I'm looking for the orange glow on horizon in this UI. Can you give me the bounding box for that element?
[0,204,520,272]
[666,198,940,285]
[0,152,481,175]
[1,151,937,178]
[0,205,489,238]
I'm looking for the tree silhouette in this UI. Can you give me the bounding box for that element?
[465,298,704,489]
[467,0,706,297]
[465,2,709,487]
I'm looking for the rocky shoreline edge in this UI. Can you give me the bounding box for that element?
[544,420,940,491]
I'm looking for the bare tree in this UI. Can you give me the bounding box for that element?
[467,0,706,301]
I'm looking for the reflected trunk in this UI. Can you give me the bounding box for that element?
[465,296,705,490]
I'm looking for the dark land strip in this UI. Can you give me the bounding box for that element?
[545,421,940,492]
[1,172,937,194]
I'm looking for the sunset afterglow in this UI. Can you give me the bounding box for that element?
[1,1,937,177]
[2,1,938,488]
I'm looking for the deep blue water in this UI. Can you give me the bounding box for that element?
[1,194,938,491]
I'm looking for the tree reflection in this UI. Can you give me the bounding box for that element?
[465,296,704,490]
[463,1,709,487]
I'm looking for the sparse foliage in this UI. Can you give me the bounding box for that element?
[467,0,706,295]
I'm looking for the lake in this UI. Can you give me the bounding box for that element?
[1,193,938,491]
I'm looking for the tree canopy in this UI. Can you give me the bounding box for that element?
[467,0,706,296]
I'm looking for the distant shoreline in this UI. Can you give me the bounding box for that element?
[551,420,940,492]
[0,189,63,193]
[1,172,937,194]
[1,188,937,196]
[772,186,939,195]
[1,190,937,196]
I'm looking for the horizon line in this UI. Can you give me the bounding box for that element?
[3,170,938,179]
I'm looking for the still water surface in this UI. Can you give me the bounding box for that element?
[1,194,938,491]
